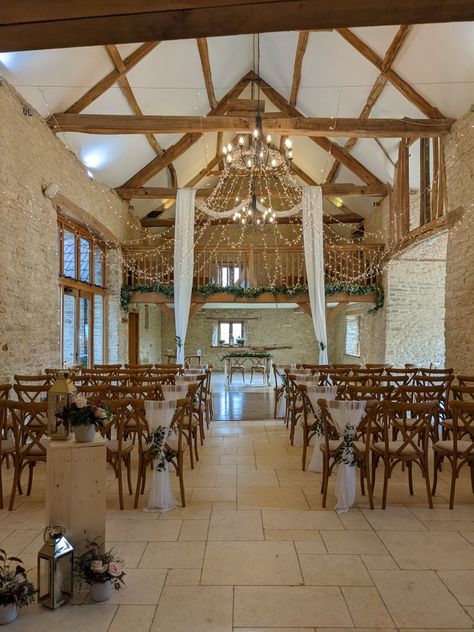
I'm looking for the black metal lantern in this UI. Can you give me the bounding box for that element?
[38,526,73,609]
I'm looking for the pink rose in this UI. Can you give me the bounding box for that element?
[95,407,107,419]
[75,397,87,409]
[90,560,108,573]
[108,562,122,577]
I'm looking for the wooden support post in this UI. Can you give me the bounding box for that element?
[156,303,174,320]
[398,139,410,237]
[297,302,312,316]
[189,303,203,319]
[327,302,346,324]
[431,137,439,220]
[248,244,255,287]
[420,138,431,226]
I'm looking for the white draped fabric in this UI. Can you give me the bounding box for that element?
[328,400,366,512]
[161,384,189,401]
[305,385,339,472]
[302,186,328,364]
[174,188,196,364]
[144,399,178,512]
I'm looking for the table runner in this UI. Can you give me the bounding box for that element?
[144,399,179,512]
[328,399,366,512]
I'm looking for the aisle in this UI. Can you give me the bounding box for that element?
[211,371,274,421]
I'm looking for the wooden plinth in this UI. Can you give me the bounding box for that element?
[45,437,106,554]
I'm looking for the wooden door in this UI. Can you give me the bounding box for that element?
[128,312,139,364]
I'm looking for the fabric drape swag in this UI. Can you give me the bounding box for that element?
[174,188,196,364]
[302,186,328,363]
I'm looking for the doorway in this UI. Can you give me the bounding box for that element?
[128,312,140,364]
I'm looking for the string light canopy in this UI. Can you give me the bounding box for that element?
[196,34,303,230]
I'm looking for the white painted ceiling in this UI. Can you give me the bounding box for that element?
[1,23,473,220]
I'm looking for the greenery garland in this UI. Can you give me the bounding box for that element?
[223,352,272,359]
[120,282,384,314]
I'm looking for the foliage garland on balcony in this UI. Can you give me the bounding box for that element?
[121,283,384,314]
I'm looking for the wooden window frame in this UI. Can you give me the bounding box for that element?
[217,319,245,346]
[57,215,108,367]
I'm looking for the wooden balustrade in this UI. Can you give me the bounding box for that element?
[123,243,384,288]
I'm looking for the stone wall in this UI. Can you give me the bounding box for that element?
[444,112,474,373]
[159,308,319,370]
[329,303,386,366]
[0,79,131,379]
[134,304,163,364]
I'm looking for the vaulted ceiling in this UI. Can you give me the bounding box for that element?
[1,22,473,223]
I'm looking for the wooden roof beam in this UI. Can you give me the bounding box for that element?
[105,44,178,188]
[197,38,217,109]
[57,41,159,115]
[326,24,412,182]
[337,28,445,118]
[2,1,473,52]
[117,182,388,200]
[121,73,252,188]
[49,113,452,137]
[140,214,363,228]
[290,31,309,107]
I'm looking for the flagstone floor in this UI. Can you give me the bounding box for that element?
[3,385,474,631]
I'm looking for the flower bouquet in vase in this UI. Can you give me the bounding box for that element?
[73,540,125,602]
[59,397,110,443]
[0,549,35,625]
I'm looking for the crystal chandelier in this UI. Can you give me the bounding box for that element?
[195,35,302,230]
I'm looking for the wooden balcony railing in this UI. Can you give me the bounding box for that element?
[123,243,384,289]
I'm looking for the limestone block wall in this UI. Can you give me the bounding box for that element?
[329,304,386,366]
[444,112,474,373]
[135,304,163,364]
[384,234,447,367]
[0,79,131,379]
[159,308,319,370]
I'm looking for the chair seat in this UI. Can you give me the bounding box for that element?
[165,436,188,454]
[433,439,474,455]
[106,439,133,454]
[371,440,418,456]
[353,440,367,453]
[442,418,453,428]
[319,439,342,453]
[251,365,265,371]
[0,439,15,453]
[20,442,46,457]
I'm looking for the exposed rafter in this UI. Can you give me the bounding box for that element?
[254,73,383,185]
[49,113,452,137]
[290,31,309,107]
[117,183,388,200]
[2,1,473,52]
[140,214,363,228]
[326,24,412,183]
[121,73,252,188]
[57,42,159,115]
[337,28,445,118]
[197,38,217,109]
[105,44,178,188]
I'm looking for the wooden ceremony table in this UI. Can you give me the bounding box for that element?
[223,353,272,387]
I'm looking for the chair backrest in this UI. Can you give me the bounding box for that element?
[93,364,122,371]
[75,384,109,401]
[330,374,369,387]
[124,363,153,370]
[418,367,454,377]
[110,384,164,401]
[457,375,474,387]
[386,368,418,380]
[0,384,11,400]
[345,385,393,401]
[8,400,49,459]
[353,368,385,376]
[450,385,474,402]
[449,400,474,456]
[370,373,409,388]
[381,400,438,458]
[392,384,444,405]
[366,363,391,369]
[13,383,50,403]
[13,374,51,385]
[100,399,133,453]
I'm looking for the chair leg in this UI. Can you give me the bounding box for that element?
[126,455,133,495]
[365,458,374,510]
[408,461,414,496]
[448,458,457,510]
[432,452,440,495]
[382,460,390,510]
[470,462,474,494]
[360,468,365,496]
[423,459,434,509]
[321,455,330,508]
[188,429,194,470]
[117,459,124,510]
[177,455,186,507]
[301,427,308,471]
[26,462,34,496]
[8,460,21,511]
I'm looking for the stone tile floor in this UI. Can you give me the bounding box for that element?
[2,414,474,631]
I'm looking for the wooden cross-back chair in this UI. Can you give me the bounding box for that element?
[386,368,418,384]
[134,397,191,509]
[329,374,369,387]
[285,372,305,443]
[442,385,474,439]
[272,364,290,420]
[353,368,385,377]
[99,399,134,510]
[301,365,331,385]
[414,375,453,420]
[457,375,474,387]
[418,367,454,377]
[0,401,16,509]
[75,383,109,401]
[177,374,207,445]
[331,364,360,374]
[93,364,122,372]
[13,374,51,386]
[370,373,409,389]
[13,384,50,403]
[432,400,474,509]
[392,384,444,442]
[371,400,437,509]
[0,385,11,400]
[318,399,380,509]
[365,364,391,370]
[343,385,394,402]
[8,400,49,510]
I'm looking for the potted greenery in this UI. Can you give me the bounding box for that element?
[218,339,226,346]
[235,337,245,346]
[74,540,125,602]
[0,550,35,625]
[59,397,110,443]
